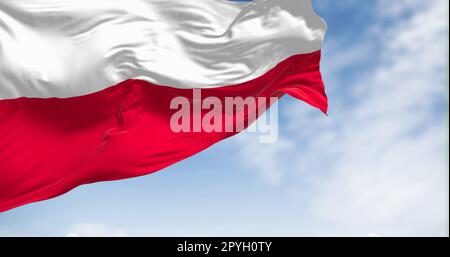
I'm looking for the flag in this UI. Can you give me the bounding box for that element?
[0,0,327,212]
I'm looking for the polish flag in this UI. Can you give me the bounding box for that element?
[0,0,327,212]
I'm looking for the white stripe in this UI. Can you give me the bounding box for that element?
[0,0,326,99]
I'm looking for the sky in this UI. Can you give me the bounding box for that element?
[0,0,448,236]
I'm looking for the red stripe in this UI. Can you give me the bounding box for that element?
[0,51,327,212]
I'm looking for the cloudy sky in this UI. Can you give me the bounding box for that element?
[0,0,448,236]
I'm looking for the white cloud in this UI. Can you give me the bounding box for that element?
[233,0,448,236]
[234,122,294,186]
[66,223,128,237]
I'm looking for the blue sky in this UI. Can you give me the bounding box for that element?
[0,0,448,236]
